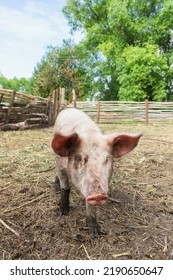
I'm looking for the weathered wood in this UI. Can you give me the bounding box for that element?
[72,89,76,108]
[96,100,100,123]
[1,88,173,127]
[25,117,48,125]
[1,121,28,131]
[52,89,59,124]
[0,89,47,103]
[145,98,149,125]
[5,90,16,124]
[0,93,4,104]
[61,88,65,105]
[0,121,48,131]
[47,96,53,126]
[69,100,173,124]
[0,89,49,128]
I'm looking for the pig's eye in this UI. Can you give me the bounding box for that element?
[75,154,82,162]
[74,154,83,170]
[84,155,89,164]
[105,155,110,164]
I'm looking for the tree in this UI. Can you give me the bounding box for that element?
[32,49,57,98]
[63,0,173,101]
[0,73,10,89]
[32,39,103,100]
[0,73,34,94]
[33,40,84,98]
[117,44,168,101]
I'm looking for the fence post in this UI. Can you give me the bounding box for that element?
[0,93,3,104]
[47,96,53,126]
[96,100,100,124]
[72,89,76,108]
[5,90,16,124]
[53,89,59,124]
[145,98,149,125]
[61,88,65,107]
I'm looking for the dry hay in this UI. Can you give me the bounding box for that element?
[0,123,173,260]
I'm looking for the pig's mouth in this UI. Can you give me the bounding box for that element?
[86,194,108,206]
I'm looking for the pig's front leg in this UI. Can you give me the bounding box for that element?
[86,202,99,236]
[59,188,70,215]
[56,169,70,215]
[54,175,61,192]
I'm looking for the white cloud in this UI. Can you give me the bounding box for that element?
[0,0,71,78]
[0,2,69,43]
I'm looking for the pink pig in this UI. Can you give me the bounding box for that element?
[51,108,142,236]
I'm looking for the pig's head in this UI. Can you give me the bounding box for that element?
[51,132,142,206]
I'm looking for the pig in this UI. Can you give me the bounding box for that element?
[51,108,142,236]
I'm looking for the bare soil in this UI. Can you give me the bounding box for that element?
[0,123,173,260]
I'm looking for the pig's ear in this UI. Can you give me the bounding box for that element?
[107,132,143,157]
[51,133,80,157]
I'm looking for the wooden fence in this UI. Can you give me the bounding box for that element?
[69,100,173,125]
[0,89,48,130]
[0,88,173,130]
[0,88,67,130]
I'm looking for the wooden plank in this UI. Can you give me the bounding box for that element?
[0,89,47,104]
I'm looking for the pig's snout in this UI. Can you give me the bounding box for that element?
[86,194,108,206]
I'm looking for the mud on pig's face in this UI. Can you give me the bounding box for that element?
[68,145,113,205]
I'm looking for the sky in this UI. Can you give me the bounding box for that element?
[0,0,81,79]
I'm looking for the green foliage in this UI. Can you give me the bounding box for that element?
[33,40,84,98]
[63,0,173,101]
[117,44,168,101]
[0,73,34,94]
[32,39,107,100]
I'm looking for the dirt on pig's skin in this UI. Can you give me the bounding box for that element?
[0,123,173,260]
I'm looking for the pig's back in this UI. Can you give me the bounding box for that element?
[54,108,101,135]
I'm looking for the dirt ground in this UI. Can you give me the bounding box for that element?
[0,122,173,260]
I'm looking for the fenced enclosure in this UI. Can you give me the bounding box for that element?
[70,100,173,125]
[0,88,173,130]
[0,89,48,129]
[0,88,65,129]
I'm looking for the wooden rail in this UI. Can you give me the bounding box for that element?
[0,89,47,103]
[0,89,49,128]
[1,88,173,129]
[0,88,66,129]
[68,100,173,124]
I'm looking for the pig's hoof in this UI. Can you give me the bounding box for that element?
[59,205,69,216]
[86,217,99,237]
